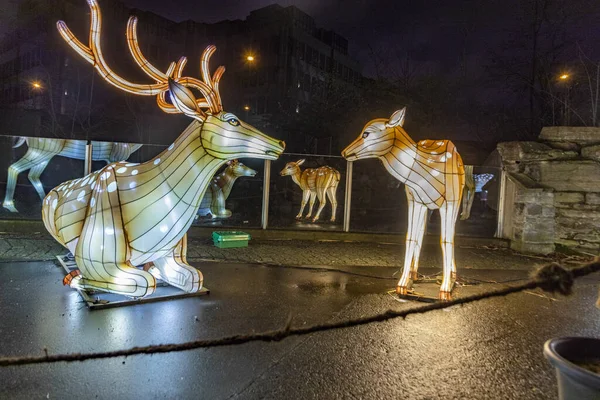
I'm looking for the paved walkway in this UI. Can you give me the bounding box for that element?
[1,260,599,399]
[0,231,564,271]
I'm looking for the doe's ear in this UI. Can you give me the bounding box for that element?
[297,159,306,166]
[386,107,406,128]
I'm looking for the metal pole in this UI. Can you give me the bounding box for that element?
[84,140,93,175]
[495,169,507,238]
[261,159,271,230]
[343,160,353,232]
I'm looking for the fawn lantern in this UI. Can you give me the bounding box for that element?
[42,0,285,298]
[280,159,340,223]
[342,108,465,300]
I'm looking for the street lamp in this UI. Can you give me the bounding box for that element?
[32,82,42,89]
[243,105,250,111]
[558,73,572,125]
[246,55,255,62]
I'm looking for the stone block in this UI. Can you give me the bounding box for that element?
[554,192,584,204]
[536,161,600,192]
[555,238,600,253]
[546,141,580,152]
[587,193,600,205]
[515,189,554,206]
[556,208,600,221]
[524,204,542,216]
[542,206,555,217]
[539,126,600,145]
[497,141,578,162]
[510,240,555,255]
[582,145,600,162]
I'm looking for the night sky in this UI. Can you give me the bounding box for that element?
[1,0,599,140]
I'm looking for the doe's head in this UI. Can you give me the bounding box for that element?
[342,108,406,161]
[280,159,305,176]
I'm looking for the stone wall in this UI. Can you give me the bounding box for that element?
[498,127,600,255]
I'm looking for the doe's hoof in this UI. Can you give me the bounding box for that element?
[396,285,408,295]
[438,291,453,302]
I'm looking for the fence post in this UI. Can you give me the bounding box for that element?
[84,140,92,175]
[495,168,507,238]
[343,160,353,232]
[261,159,271,230]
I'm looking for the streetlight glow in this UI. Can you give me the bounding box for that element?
[243,105,250,111]
[559,74,569,80]
[32,82,41,89]
[246,55,255,62]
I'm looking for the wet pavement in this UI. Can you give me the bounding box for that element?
[1,259,599,399]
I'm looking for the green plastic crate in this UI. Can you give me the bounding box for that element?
[212,231,251,248]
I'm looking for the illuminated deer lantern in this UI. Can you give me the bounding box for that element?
[342,108,465,300]
[3,137,142,213]
[279,159,340,222]
[42,0,284,298]
[197,160,257,219]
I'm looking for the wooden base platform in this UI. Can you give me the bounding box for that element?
[55,255,210,310]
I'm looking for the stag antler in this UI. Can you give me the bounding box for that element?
[56,0,225,119]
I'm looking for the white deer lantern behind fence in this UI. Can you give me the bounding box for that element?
[197,160,257,219]
[42,0,285,298]
[342,108,465,300]
[3,138,142,213]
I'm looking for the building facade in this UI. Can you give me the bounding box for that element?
[0,1,362,151]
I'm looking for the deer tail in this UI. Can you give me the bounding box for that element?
[12,137,26,148]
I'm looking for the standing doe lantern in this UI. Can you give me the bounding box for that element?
[342,108,465,300]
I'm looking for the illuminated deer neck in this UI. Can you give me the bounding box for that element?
[380,127,417,185]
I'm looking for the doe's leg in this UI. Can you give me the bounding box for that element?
[438,201,461,301]
[397,189,428,295]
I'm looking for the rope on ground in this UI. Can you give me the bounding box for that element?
[0,259,598,367]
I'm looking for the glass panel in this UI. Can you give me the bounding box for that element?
[454,165,501,238]
[269,153,346,231]
[191,158,263,229]
[0,134,156,220]
[349,162,501,238]
[0,135,84,219]
[349,158,407,234]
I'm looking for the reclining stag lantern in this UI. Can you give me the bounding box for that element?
[43,0,285,298]
[342,108,465,300]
